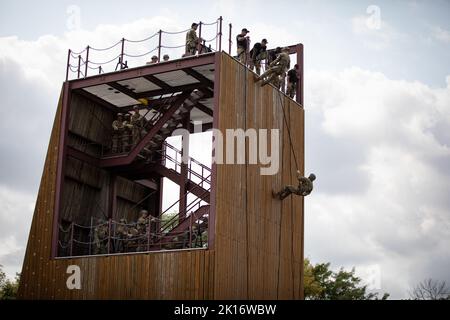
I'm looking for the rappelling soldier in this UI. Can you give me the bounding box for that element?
[236,28,250,64]
[273,171,316,200]
[255,47,290,87]
[112,113,125,153]
[267,46,282,65]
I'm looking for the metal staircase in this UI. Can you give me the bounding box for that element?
[101,89,205,168]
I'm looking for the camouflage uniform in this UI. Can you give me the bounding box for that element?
[115,218,128,253]
[236,28,250,65]
[274,172,316,200]
[93,223,109,255]
[137,210,149,235]
[185,24,200,56]
[249,39,268,75]
[126,226,139,252]
[286,66,300,99]
[130,107,145,147]
[112,114,124,153]
[122,114,132,153]
[256,48,291,87]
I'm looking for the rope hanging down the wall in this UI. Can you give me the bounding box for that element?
[276,90,300,172]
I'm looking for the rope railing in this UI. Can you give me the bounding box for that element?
[123,46,158,58]
[65,16,225,80]
[125,31,159,43]
[161,28,191,35]
[58,205,209,257]
[88,54,122,66]
[90,40,122,52]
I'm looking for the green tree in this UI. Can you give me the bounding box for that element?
[304,260,389,300]
[0,265,21,300]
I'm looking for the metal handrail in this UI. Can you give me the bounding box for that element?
[66,16,224,80]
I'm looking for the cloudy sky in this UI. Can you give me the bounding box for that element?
[1,0,449,299]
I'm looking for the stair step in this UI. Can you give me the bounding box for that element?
[148,141,158,148]
[172,114,182,121]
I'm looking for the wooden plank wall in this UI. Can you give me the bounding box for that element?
[18,52,304,300]
[214,53,304,299]
[17,86,215,300]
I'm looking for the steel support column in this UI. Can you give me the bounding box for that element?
[179,112,191,219]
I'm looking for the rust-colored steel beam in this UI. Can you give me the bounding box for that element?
[69,53,216,90]
[143,74,172,90]
[107,81,140,100]
[194,102,214,117]
[135,83,209,99]
[73,89,120,113]
[183,68,214,89]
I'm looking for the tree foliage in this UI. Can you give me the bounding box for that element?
[0,264,20,300]
[304,259,389,300]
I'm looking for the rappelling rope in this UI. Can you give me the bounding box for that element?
[276,90,300,172]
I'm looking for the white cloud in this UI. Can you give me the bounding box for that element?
[0,185,35,279]
[305,67,450,298]
[430,26,450,44]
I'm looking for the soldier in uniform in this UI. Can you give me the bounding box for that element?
[115,218,128,253]
[249,38,268,75]
[112,113,125,153]
[93,222,109,255]
[267,46,282,65]
[273,171,316,200]
[255,47,291,87]
[236,28,250,64]
[185,23,202,56]
[122,114,132,152]
[146,55,158,65]
[137,210,150,235]
[124,225,139,252]
[286,64,300,99]
[130,106,145,147]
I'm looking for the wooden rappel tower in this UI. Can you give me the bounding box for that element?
[18,17,305,299]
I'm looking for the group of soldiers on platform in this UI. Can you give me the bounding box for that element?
[93,210,154,254]
[111,106,147,154]
[235,28,300,98]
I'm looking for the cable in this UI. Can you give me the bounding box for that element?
[90,40,122,51]
[276,91,300,171]
[201,20,219,26]
[124,47,158,58]
[125,32,159,43]
[203,34,219,43]
[162,28,190,35]
[70,48,87,55]
[88,54,122,66]
[161,44,186,49]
